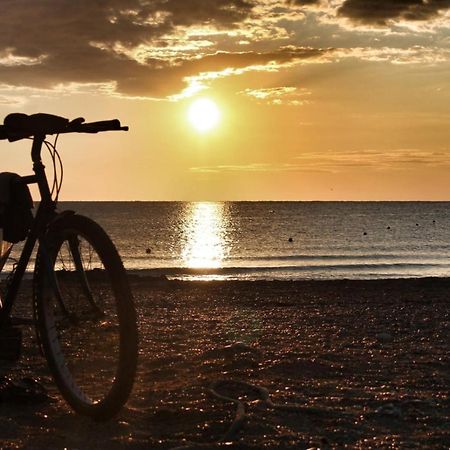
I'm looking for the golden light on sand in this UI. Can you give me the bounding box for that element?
[187,98,220,132]
[182,202,227,268]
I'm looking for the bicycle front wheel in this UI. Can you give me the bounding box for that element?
[34,214,138,419]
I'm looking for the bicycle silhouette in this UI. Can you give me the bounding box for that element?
[0,113,138,420]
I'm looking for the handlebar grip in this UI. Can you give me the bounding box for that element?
[88,119,121,129]
[79,119,124,133]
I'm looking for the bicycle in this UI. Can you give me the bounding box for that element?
[0,113,138,420]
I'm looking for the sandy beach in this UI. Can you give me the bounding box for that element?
[1,278,449,449]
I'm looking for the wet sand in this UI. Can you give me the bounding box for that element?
[1,278,449,449]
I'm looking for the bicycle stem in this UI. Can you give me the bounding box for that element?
[31,134,54,206]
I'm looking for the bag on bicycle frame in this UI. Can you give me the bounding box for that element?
[0,172,33,243]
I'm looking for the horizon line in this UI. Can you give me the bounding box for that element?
[54,199,450,202]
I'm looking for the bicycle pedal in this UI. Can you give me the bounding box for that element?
[0,326,22,361]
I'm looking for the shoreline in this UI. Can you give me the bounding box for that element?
[130,272,450,285]
[127,267,450,282]
[1,277,449,448]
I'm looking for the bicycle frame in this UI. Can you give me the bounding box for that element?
[0,134,60,325]
[0,114,136,418]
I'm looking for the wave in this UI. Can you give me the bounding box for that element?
[127,253,450,263]
[125,263,450,279]
[223,254,450,262]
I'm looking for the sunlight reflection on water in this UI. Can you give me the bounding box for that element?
[181,202,229,268]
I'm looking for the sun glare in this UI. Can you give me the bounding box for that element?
[182,202,228,268]
[188,98,220,132]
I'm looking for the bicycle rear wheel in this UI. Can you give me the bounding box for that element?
[34,214,138,419]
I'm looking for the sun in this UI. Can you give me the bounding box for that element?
[188,98,221,132]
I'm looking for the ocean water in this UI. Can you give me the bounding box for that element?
[53,201,450,281]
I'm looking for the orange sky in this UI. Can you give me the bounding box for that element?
[0,1,449,200]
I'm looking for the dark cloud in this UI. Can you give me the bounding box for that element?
[286,0,321,5]
[0,42,330,98]
[155,0,256,26]
[0,0,256,57]
[5,0,445,98]
[338,0,450,25]
[0,0,260,97]
[185,46,327,71]
[105,47,330,97]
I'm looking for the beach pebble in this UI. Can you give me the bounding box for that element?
[376,332,393,343]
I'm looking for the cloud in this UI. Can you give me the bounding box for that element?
[168,46,331,99]
[0,1,448,100]
[0,49,47,67]
[336,45,450,64]
[294,149,450,171]
[0,45,329,99]
[0,0,259,98]
[239,86,312,105]
[190,149,450,174]
[127,46,330,97]
[0,95,25,105]
[0,0,255,60]
[286,0,321,5]
[338,0,450,26]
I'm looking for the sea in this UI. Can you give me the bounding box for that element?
[47,201,450,281]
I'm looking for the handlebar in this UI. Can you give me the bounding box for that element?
[71,119,129,134]
[0,113,128,141]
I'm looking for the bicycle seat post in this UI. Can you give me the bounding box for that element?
[31,134,53,206]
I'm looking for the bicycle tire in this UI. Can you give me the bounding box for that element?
[34,213,138,420]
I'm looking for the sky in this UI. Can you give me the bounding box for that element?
[0,0,449,201]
